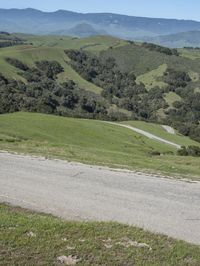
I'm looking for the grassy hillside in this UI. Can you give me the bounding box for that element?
[0,45,102,94]
[1,34,200,110]
[1,34,200,144]
[1,204,200,266]
[0,112,200,179]
[136,64,167,90]
[122,121,199,147]
[0,34,126,94]
[100,43,200,123]
[101,43,200,76]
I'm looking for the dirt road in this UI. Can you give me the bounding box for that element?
[0,152,199,244]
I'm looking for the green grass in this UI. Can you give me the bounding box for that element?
[0,35,126,94]
[164,92,182,108]
[1,35,200,100]
[194,87,200,93]
[189,71,199,82]
[0,45,102,94]
[122,120,199,147]
[180,48,200,60]
[0,112,200,179]
[136,64,168,90]
[23,34,126,52]
[102,44,200,80]
[1,204,200,266]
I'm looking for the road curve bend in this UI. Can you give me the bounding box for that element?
[107,122,181,149]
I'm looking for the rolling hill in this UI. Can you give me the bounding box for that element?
[0,33,200,144]
[1,112,200,178]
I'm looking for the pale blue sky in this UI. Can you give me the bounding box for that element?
[1,0,200,21]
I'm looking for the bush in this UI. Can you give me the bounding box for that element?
[178,146,200,157]
[5,57,29,71]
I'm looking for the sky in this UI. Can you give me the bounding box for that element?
[1,0,200,21]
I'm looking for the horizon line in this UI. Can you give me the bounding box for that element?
[0,7,200,23]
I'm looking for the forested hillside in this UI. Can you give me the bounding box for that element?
[0,34,200,142]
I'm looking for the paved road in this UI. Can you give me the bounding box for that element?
[107,122,181,149]
[0,152,199,245]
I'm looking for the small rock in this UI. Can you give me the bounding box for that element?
[118,238,152,250]
[66,246,75,250]
[27,231,36,237]
[57,255,80,265]
[62,238,67,242]
[104,243,113,249]
[102,238,112,243]
[103,238,113,249]
[78,239,86,243]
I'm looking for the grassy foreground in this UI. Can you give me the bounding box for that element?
[0,112,200,179]
[0,204,200,266]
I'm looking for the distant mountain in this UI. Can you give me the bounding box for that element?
[52,23,107,37]
[1,8,200,43]
[147,31,200,48]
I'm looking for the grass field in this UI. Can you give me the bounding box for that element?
[122,120,199,147]
[136,64,167,90]
[164,92,182,108]
[0,112,200,179]
[1,204,200,266]
[180,48,200,60]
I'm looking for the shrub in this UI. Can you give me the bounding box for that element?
[178,146,200,157]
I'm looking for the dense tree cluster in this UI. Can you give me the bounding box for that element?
[0,41,24,48]
[65,49,167,120]
[0,33,25,48]
[163,68,191,88]
[162,68,200,142]
[142,42,179,56]
[0,60,111,120]
[5,58,29,71]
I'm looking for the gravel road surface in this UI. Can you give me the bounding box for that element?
[0,152,199,244]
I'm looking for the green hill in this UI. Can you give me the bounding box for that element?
[0,33,200,144]
[0,34,125,94]
[0,112,200,179]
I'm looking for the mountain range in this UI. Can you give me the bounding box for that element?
[1,8,200,47]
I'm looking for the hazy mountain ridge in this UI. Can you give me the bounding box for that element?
[52,23,108,37]
[1,8,200,44]
[147,31,200,48]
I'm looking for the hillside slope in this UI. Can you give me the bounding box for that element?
[0,33,200,143]
[0,34,125,93]
[0,112,200,178]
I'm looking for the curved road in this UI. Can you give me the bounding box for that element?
[107,122,181,149]
[0,152,199,245]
